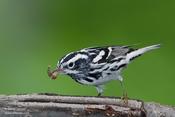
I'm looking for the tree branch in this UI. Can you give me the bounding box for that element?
[0,93,174,117]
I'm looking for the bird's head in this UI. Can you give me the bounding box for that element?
[48,52,90,80]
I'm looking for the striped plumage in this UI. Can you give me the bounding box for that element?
[49,44,160,96]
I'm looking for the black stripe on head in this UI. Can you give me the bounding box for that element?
[98,48,109,63]
[78,51,89,56]
[60,51,89,64]
[60,52,77,63]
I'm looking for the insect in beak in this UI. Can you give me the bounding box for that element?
[47,65,63,80]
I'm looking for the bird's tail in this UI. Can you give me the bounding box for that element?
[126,44,161,61]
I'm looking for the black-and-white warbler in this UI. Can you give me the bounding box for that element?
[48,44,160,97]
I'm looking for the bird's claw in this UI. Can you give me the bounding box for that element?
[121,92,128,105]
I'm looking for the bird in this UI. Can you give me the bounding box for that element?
[48,44,160,98]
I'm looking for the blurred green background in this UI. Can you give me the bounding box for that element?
[0,0,175,105]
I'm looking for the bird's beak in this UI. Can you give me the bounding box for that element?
[47,65,63,80]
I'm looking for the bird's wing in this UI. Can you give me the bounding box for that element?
[108,46,135,60]
[81,46,136,63]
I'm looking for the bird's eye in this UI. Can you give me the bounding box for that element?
[68,62,74,68]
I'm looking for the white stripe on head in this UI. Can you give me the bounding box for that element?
[67,54,88,64]
[93,50,105,63]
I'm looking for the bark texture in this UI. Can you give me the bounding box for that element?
[0,93,174,117]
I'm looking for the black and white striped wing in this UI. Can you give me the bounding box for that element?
[106,46,135,62]
[78,46,135,84]
[81,46,135,64]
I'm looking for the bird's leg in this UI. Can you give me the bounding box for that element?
[119,76,128,105]
[96,85,104,97]
[120,80,128,105]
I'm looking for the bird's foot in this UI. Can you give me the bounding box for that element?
[121,92,128,105]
